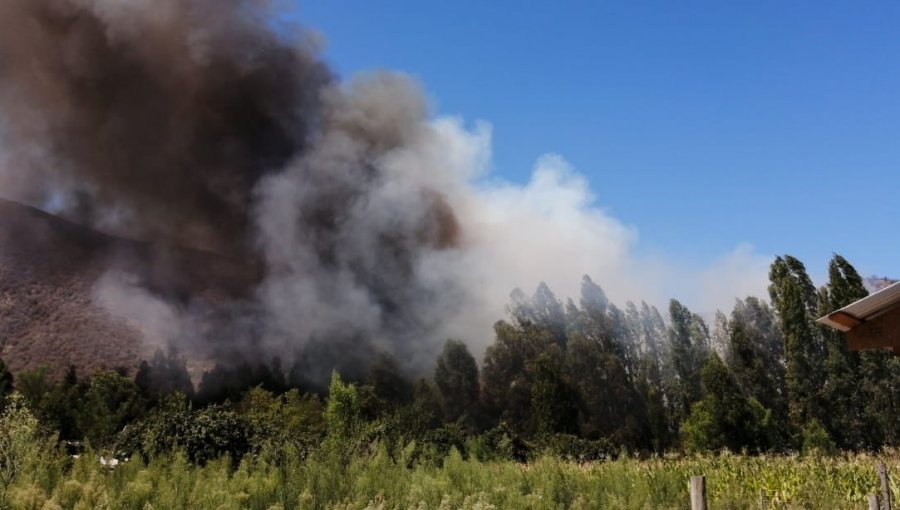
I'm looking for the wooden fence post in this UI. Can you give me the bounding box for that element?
[871,494,882,510]
[878,462,892,510]
[690,475,707,510]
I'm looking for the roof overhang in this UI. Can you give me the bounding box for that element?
[817,281,900,352]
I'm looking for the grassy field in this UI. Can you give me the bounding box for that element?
[3,446,898,509]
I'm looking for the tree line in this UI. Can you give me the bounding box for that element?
[0,253,897,463]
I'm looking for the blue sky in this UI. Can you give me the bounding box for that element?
[297,1,899,282]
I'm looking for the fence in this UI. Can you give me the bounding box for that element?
[690,461,892,509]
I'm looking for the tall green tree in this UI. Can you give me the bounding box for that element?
[434,339,480,423]
[410,379,444,431]
[816,254,900,449]
[576,277,614,349]
[666,299,709,427]
[38,366,85,440]
[768,255,825,433]
[636,302,667,364]
[530,352,579,435]
[725,297,787,441]
[565,334,648,446]
[509,282,568,346]
[859,354,900,445]
[367,353,413,410]
[628,301,671,449]
[12,364,83,437]
[481,320,557,432]
[135,349,195,400]
[681,353,773,453]
[817,255,869,448]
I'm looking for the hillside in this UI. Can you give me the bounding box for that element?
[0,197,256,378]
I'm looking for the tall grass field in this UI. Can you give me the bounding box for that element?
[2,444,897,509]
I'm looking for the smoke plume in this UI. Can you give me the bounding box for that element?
[0,0,770,380]
[0,0,328,252]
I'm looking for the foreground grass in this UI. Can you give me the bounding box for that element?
[3,447,898,509]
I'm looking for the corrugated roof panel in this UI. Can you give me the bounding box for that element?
[817,281,900,332]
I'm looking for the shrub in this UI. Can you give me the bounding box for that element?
[802,419,838,457]
[77,370,146,447]
[469,423,529,462]
[0,394,44,497]
[117,394,251,465]
[238,387,325,457]
[532,433,615,462]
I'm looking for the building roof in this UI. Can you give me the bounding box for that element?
[817,281,900,332]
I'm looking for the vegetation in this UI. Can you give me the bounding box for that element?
[1,253,899,507]
[0,403,897,509]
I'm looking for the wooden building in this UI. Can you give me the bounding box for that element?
[818,281,900,353]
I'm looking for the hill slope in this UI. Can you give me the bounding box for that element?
[0,198,256,378]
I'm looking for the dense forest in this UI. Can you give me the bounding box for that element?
[1,253,898,469]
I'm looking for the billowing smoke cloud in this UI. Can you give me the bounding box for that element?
[0,0,329,252]
[0,0,771,380]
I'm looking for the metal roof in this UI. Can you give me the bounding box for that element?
[817,281,900,332]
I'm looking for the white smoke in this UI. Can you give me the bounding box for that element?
[253,77,772,364]
[413,116,771,353]
[92,270,191,355]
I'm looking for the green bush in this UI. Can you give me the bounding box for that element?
[116,394,251,465]
[532,433,616,462]
[802,419,838,457]
[469,422,529,462]
[0,393,57,504]
[238,387,326,458]
[324,371,362,442]
[77,370,146,447]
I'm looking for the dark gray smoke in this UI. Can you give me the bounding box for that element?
[0,0,466,379]
[0,0,330,252]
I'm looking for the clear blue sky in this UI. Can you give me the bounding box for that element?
[297,1,899,281]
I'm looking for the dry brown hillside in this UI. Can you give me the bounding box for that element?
[0,197,257,378]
